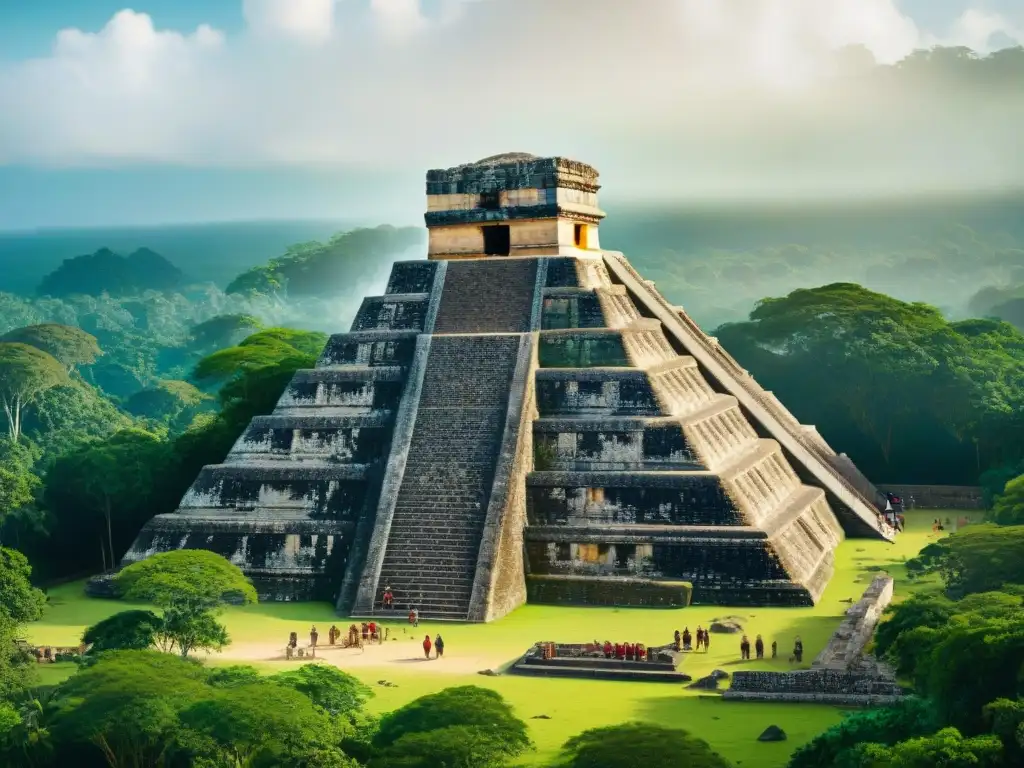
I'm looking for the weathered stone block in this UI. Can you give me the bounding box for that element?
[526,575,692,607]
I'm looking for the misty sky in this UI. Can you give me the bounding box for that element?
[0,0,1022,229]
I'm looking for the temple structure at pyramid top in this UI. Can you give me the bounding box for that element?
[121,152,895,622]
[425,153,604,259]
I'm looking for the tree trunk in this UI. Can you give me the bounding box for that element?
[13,394,22,443]
[99,535,107,572]
[104,496,115,572]
[1,395,18,442]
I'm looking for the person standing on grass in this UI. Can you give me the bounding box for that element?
[674,629,681,651]
[771,640,777,659]
[755,635,764,659]
[409,608,419,627]
[423,634,432,659]
[309,626,318,649]
[740,635,751,660]
[793,636,804,663]
[435,634,445,658]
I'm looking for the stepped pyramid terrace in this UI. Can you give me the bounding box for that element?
[122,153,896,621]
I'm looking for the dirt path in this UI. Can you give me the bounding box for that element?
[217,636,506,675]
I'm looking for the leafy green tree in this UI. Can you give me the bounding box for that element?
[855,727,1004,767]
[81,610,162,653]
[715,283,1024,483]
[0,548,45,699]
[371,725,515,768]
[874,593,954,660]
[48,650,209,768]
[205,664,263,688]
[924,617,1024,732]
[0,548,46,625]
[116,549,256,657]
[178,683,355,767]
[906,524,1024,597]
[374,686,531,765]
[192,327,326,389]
[0,324,101,374]
[43,428,169,572]
[270,664,372,719]
[0,343,68,442]
[984,698,1024,762]
[787,698,939,768]
[0,462,37,537]
[553,723,732,768]
[990,474,1024,526]
[156,609,229,659]
[123,380,211,425]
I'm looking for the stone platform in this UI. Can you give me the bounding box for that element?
[510,642,690,684]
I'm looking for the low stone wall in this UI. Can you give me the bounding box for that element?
[812,576,893,669]
[877,484,983,510]
[526,575,692,608]
[723,576,902,706]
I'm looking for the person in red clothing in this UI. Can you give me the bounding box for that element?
[615,643,625,660]
[422,634,432,659]
[624,642,633,660]
[368,621,377,642]
[603,640,613,659]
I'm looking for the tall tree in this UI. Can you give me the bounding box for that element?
[116,550,257,658]
[0,343,68,443]
[43,429,169,571]
[715,284,1024,481]
[0,324,101,374]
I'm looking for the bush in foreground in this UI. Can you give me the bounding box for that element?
[553,722,732,768]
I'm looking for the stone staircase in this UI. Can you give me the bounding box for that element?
[364,335,523,619]
[432,259,539,333]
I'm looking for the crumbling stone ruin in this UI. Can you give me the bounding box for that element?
[724,576,903,705]
[122,153,894,618]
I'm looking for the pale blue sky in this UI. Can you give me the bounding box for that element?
[0,0,1021,229]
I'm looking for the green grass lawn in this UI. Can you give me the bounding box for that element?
[25,509,971,767]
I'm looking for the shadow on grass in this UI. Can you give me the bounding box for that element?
[634,694,846,768]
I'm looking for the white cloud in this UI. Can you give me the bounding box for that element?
[942,8,1022,50]
[0,0,1021,199]
[370,0,428,40]
[242,0,338,43]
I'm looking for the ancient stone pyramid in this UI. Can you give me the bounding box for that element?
[124,153,894,620]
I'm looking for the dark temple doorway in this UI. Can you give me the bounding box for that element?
[483,224,511,256]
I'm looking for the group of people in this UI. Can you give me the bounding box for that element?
[672,627,805,663]
[360,621,387,643]
[673,627,711,652]
[422,633,445,659]
[598,641,649,661]
[739,635,803,662]
[285,623,387,657]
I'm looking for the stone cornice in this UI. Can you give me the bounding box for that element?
[426,156,601,195]
[425,205,605,228]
